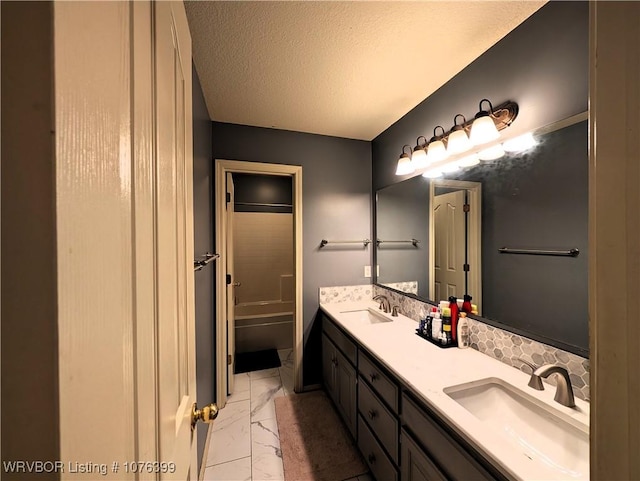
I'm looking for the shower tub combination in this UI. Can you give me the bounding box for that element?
[234,300,294,354]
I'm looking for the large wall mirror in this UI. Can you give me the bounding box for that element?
[375,115,588,356]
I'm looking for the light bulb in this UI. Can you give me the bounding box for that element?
[478,144,505,160]
[503,132,537,152]
[395,155,415,175]
[470,115,500,146]
[447,128,473,155]
[457,154,480,167]
[426,140,448,163]
[422,169,442,178]
[441,161,461,173]
[411,148,428,170]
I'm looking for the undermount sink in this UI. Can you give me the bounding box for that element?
[444,378,588,478]
[339,308,392,325]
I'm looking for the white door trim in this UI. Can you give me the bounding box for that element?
[429,179,482,312]
[215,159,303,408]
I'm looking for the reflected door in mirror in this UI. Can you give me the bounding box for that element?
[434,190,466,302]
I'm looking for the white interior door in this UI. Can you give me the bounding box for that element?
[226,173,236,394]
[155,2,197,478]
[434,190,466,301]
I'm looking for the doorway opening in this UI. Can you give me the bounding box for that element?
[429,179,482,313]
[215,160,303,409]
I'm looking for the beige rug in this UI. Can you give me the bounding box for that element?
[275,390,368,481]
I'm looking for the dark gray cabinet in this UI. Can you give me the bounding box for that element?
[321,312,504,481]
[400,428,447,481]
[401,393,503,481]
[322,316,357,438]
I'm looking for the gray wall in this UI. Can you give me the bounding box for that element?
[371,1,589,354]
[454,121,589,353]
[192,65,214,471]
[376,176,430,297]
[212,123,372,385]
[1,3,60,478]
[372,1,589,190]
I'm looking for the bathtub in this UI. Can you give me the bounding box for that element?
[234,301,294,353]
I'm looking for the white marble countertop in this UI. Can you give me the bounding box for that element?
[320,300,590,481]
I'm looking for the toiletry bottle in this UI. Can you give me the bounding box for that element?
[448,296,459,342]
[431,311,442,340]
[471,304,478,315]
[418,309,426,335]
[457,313,470,349]
[426,307,437,339]
[461,295,473,314]
[441,307,451,345]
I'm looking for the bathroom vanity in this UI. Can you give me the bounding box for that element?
[320,301,589,481]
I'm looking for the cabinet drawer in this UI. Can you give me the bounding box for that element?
[358,351,398,412]
[401,393,498,481]
[322,315,357,365]
[401,428,447,481]
[358,415,398,481]
[358,378,399,463]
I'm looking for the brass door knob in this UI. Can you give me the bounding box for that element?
[191,403,218,430]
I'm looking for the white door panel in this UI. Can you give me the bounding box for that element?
[434,190,466,301]
[155,2,196,478]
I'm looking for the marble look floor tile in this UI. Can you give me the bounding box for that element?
[234,372,251,391]
[277,348,293,363]
[206,400,251,466]
[202,457,251,481]
[228,373,251,403]
[227,388,250,403]
[251,417,282,460]
[249,367,281,380]
[279,366,294,396]
[251,418,284,481]
[251,376,284,422]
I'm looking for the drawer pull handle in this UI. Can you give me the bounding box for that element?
[369,373,378,383]
[368,453,376,465]
[368,409,377,420]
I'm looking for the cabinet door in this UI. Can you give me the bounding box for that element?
[401,429,447,481]
[335,348,357,438]
[322,334,337,401]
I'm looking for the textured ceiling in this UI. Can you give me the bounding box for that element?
[185,1,546,141]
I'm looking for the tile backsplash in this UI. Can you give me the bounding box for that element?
[368,285,590,401]
[317,284,589,401]
[319,284,374,304]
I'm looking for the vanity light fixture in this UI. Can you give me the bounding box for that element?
[478,143,505,161]
[411,136,429,169]
[394,100,519,176]
[470,99,501,146]
[426,126,449,164]
[446,114,473,155]
[422,168,443,178]
[395,144,415,175]
[457,153,480,167]
[503,132,537,152]
[441,160,461,173]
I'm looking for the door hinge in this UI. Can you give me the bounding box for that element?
[227,355,232,365]
[226,192,231,203]
[463,263,470,272]
[226,274,231,285]
[463,203,470,213]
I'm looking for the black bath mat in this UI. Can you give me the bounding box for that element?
[235,348,282,374]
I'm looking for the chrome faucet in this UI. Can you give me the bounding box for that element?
[529,363,576,408]
[372,295,390,314]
